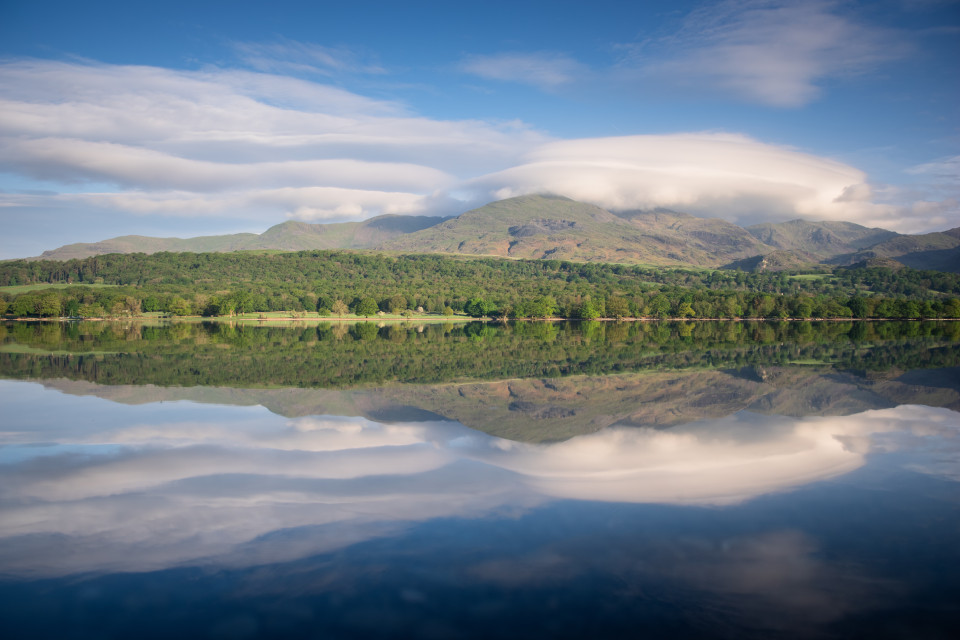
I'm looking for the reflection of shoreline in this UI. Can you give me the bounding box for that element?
[1,377,957,577]
[3,321,959,395]
[5,315,958,323]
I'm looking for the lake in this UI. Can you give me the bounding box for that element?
[1,320,958,639]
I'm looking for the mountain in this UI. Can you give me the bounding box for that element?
[746,219,899,260]
[36,214,450,260]
[30,194,958,272]
[827,228,960,272]
[379,195,770,266]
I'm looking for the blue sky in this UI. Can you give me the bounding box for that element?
[0,0,957,258]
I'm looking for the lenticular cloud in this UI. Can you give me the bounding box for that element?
[467,134,873,224]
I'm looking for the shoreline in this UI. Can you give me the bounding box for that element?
[1,315,955,323]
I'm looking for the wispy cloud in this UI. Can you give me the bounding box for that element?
[460,52,586,89]
[0,58,545,226]
[906,155,960,184]
[233,38,387,76]
[619,0,904,107]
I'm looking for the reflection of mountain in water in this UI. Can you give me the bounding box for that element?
[2,374,958,579]
[40,365,960,443]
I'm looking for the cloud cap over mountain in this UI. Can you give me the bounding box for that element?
[0,0,957,258]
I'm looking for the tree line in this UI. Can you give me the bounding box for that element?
[1,251,959,319]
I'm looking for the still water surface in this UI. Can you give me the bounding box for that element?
[1,320,958,638]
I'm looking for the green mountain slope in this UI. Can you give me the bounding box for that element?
[615,208,771,265]
[37,215,448,260]
[379,195,769,266]
[29,194,955,272]
[36,232,263,261]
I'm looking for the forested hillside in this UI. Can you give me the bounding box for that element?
[2,250,959,320]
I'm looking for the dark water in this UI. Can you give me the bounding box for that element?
[1,320,958,639]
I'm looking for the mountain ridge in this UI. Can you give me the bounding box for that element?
[36,214,450,261]
[28,195,959,272]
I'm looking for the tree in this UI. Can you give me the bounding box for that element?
[355,297,379,317]
[316,295,334,314]
[232,291,253,314]
[78,303,105,317]
[203,296,234,317]
[332,299,348,317]
[465,297,495,318]
[575,299,602,320]
[945,298,960,318]
[142,295,161,312]
[676,301,695,318]
[606,296,630,319]
[35,292,63,317]
[648,294,670,318]
[529,295,558,318]
[169,297,191,316]
[848,296,869,319]
[387,293,407,314]
[124,296,142,316]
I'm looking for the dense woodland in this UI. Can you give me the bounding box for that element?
[1,250,959,319]
[2,320,957,389]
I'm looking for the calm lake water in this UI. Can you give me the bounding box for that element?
[1,320,958,639]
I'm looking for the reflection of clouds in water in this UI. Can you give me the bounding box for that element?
[469,406,960,504]
[0,383,957,576]
[101,415,451,451]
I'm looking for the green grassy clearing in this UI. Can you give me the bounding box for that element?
[788,274,829,281]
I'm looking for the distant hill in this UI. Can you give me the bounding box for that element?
[29,194,959,272]
[36,232,262,261]
[37,215,450,261]
[827,228,960,272]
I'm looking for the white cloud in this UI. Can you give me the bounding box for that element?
[0,60,543,169]
[0,58,547,231]
[619,0,904,107]
[0,138,455,193]
[0,56,956,254]
[460,52,586,89]
[3,187,434,222]
[463,133,937,228]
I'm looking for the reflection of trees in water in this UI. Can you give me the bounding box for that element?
[1,320,958,389]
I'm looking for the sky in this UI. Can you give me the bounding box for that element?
[0,0,958,259]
